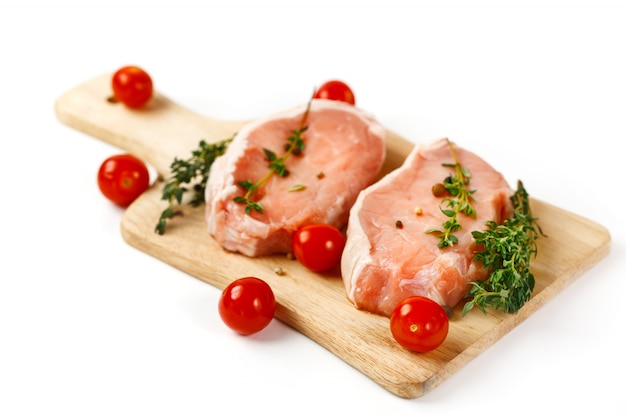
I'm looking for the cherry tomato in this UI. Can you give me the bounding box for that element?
[390,296,449,353]
[97,154,150,207]
[292,224,346,273]
[111,65,153,108]
[218,277,276,335]
[314,80,356,105]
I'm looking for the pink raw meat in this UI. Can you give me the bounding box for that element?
[341,138,513,317]
[205,99,386,257]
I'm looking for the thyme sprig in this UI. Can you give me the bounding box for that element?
[233,97,312,215]
[462,180,545,316]
[426,139,477,248]
[155,137,233,235]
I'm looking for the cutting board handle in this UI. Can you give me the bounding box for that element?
[54,72,246,177]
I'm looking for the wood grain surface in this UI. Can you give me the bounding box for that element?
[55,73,612,399]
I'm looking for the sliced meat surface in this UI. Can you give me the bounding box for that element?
[205,99,386,257]
[341,138,513,317]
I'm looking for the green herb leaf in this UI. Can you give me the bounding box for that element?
[441,209,456,218]
[263,148,277,162]
[288,184,306,192]
[269,159,288,177]
[237,180,256,191]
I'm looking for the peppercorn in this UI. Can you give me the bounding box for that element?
[432,182,447,197]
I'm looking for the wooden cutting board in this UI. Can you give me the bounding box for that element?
[54,73,612,399]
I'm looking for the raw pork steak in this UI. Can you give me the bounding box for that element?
[205,99,386,257]
[341,138,513,317]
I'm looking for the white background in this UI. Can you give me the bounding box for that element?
[1,1,624,416]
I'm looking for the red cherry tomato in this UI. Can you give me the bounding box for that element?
[292,224,346,273]
[390,296,449,353]
[111,65,153,108]
[314,80,356,105]
[97,154,150,207]
[218,277,276,335]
